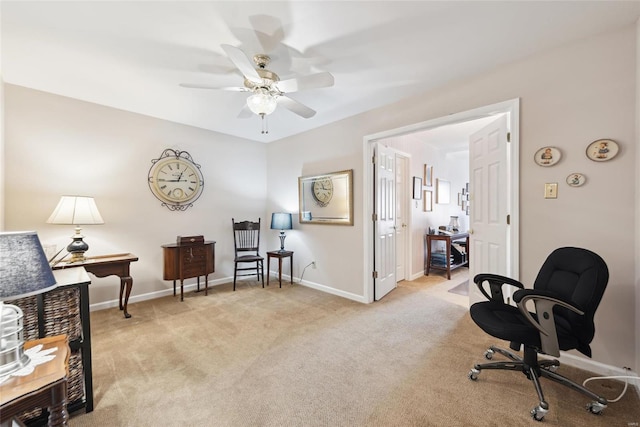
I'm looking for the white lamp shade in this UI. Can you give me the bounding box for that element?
[47,196,105,225]
[247,89,277,116]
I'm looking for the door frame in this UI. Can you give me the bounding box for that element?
[362,98,520,303]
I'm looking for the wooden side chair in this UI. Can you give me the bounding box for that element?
[231,218,264,290]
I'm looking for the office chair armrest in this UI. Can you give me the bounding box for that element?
[513,289,585,357]
[473,273,524,304]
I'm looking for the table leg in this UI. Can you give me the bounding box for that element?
[47,379,69,427]
[278,257,283,288]
[119,276,133,318]
[267,256,271,286]
[290,254,293,284]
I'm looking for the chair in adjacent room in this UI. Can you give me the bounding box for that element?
[467,247,609,421]
[231,218,264,291]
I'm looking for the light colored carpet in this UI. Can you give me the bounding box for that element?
[69,274,640,426]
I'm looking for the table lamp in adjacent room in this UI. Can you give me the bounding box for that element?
[0,231,57,376]
[270,212,292,251]
[47,195,105,262]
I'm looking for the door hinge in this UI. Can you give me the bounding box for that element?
[372,213,378,221]
[372,155,376,164]
[507,214,510,225]
[507,132,511,142]
[372,271,378,279]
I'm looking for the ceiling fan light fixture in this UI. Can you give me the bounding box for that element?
[247,89,277,116]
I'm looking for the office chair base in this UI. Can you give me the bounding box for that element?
[468,345,608,421]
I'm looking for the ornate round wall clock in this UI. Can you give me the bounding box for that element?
[148,149,204,211]
[312,177,333,207]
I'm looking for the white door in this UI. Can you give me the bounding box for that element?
[395,153,410,282]
[468,115,509,305]
[374,142,396,300]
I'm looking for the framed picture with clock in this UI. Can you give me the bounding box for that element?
[298,169,353,225]
[148,148,204,211]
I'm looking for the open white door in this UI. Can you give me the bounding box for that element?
[374,142,396,300]
[468,115,510,305]
[395,153,410,282]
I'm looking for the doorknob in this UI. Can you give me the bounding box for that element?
[469,229,474,234]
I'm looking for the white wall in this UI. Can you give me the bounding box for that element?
[266,26,638,370]
[4,85,268,303]
[3,24,637,372]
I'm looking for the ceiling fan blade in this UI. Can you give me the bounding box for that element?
[276,72,334,93]
[179,83,248,92]
[221,44,262,84]
[277,96,316,118]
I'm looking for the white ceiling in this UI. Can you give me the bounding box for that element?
[3,1,640,143]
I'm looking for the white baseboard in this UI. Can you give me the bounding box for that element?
[557,352,640,395]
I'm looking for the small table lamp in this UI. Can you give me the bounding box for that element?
[270,212,292,251]
[47,195,104,262]
[0,231,57,376]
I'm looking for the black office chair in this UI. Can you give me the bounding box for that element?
[232,218,264,291]
[468,247,609,421]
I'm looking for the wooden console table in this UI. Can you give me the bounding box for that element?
[425,232,469,279]
[53,253,139,319]
[162,241,215,301]
[0,335,70,427]
[266,250,294,288]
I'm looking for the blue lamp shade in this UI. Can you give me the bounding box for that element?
[0,231,57,300]
[0,231,58,376]
[270,212,293,231]
[270,213,292,251]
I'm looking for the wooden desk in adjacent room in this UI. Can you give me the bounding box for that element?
[53,253,139,319]
[0,335,71,427]
[424,232,469,279]
[162,241,216,301]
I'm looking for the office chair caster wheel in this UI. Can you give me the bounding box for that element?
[468,368,480,381]
[530,406,547,421]
[586,401,606,415]
[483,349,494,360]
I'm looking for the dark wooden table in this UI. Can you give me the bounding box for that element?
[425,232,469,279]
[266,250,294,288]
[0,335,70,427]
[53,253,138,318]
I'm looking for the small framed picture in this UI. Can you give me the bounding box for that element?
[586,139,619,162]
[423,164,433,187]
[423,190,433,212]
[534,146,562,166]
[566,173,586,187]
[413,176,422,200]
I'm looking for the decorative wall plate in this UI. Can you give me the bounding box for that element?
[534,146,561,166]
[566,173,586,187]
[586,139,619,162]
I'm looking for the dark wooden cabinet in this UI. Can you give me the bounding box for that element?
[162,241,215,301]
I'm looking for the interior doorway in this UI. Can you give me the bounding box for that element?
[363,99,520,303]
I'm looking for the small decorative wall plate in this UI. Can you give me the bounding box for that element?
[586,139,619,162]
[566,173,586,187]
[534,146,562,166]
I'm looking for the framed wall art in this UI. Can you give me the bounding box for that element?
[586,139,619,162]
[299,169,353,225]
[436,179,450,204]
[534,146,562,166]
[423,190,433,212]
[413,176,423,200]
[423,164,433,187]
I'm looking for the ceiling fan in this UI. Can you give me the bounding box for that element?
[181,44,335,133]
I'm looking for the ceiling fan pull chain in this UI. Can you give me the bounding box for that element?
[261,113,269,134]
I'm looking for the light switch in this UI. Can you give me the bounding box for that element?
[544,183,558,199]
